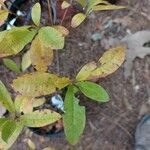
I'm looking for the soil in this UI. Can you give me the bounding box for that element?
[0,0,150,150]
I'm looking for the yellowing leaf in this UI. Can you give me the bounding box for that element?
[0,80,15,112]
[61,1,71,9]
[87,0,105,12]
[63,86,86,145]
[52,25,69,37]
[15,95,46,114]
[31,3,41,26]
[0,26,37,58]
[30,35,54,71]
[26,139,36,150]
[88,46,125,80]
[21,51,31,72]
[15,95,33,114]
[71,13,86,28]
[0,9,8,22]
[93,4,125,11]
[20,109,61,127]
[32,97,46,107]
[38,27,65,49]
[42,147,56,150]
[12,72,71,97]
[76,61,97,81]
[76,0,87,7]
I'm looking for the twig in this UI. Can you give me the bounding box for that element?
[46,0,53,25]
[60,0,73,25]
[56,50,60,75]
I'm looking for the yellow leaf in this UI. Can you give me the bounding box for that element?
[12,72,71,97]
[30,35,54,71]
[21,51,31,72]
[71,13,86,28]
[52,25,69,37]
[32,97,46,107]
[76,61,97,81]
[15,95,33,114]
[42,147,56,150]
[93,4,125,11]
[88,46,125,79]
[61,1,71,9]
[21,109,61,127]
[38,27,64,49]
[87,0,105,12]
[15,95,46,114]
[0,9,8,22]
[26,139,36,150]
[31,3,41,26]
[76,0,87,7]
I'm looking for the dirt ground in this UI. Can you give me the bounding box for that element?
[0,0,150,149]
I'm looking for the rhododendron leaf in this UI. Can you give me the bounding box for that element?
[63,86,86,145]
[20,109,61,127]
[30,35,54,71]
[71,13,86,28]
[31,2,41,26]
[0,26,37,57]
[38,27,65,49]
[12,72,71,97]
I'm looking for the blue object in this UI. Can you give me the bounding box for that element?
[51,95,64,112]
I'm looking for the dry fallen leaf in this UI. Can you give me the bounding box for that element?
[122,30,150,77]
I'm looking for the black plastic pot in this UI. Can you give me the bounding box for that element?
[29,126,64,138]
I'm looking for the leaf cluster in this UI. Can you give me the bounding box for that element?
[0,1,126,148]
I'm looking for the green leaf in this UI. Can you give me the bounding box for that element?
[88,46,125,80]
[29,34,54,71]
[21,51,31,72]
[31,2,41,26]
[1,120,24,148]
[76,61,97,81]
[76,81,109,102]
[1,120,16,142]
[71,13,86,28]
[0,26,37,58]
[3,58,21,73]
[20,109,61,127]
[0,80,15,112]
[38,27,65,49]
[0,10,8,22]
[63,86,86,145]
[12,72,71,97]
[0,118,8,130]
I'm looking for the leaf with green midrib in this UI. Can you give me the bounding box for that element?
[0,26,37,58]
[63,85,86,145]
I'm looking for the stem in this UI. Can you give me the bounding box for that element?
[60,0,73,25]
[47,0,53,25]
